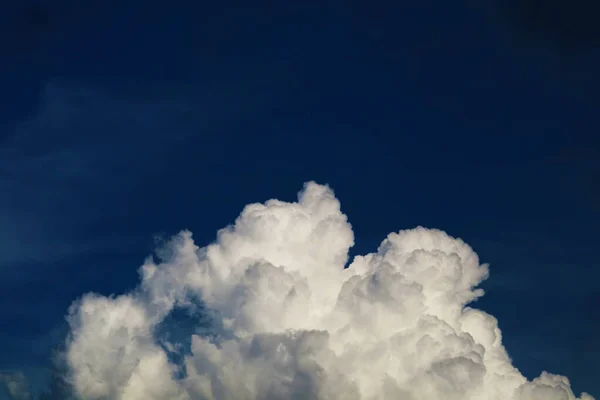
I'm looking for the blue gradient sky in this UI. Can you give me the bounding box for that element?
[1,1,599,398]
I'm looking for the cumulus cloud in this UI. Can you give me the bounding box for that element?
[62,182,595,400]
[0,372,33,400]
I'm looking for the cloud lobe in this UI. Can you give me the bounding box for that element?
[62,182,595,400]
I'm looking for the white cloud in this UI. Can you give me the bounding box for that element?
[62,182,595,400]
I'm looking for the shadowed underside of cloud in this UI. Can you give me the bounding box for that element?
[0,79,283,388]
[38,182,593,400]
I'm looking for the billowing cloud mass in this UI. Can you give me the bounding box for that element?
[63,182,594,400]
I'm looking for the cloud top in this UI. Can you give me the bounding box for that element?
[63,182,594,400]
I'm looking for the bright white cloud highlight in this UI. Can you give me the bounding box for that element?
[63,182,595,400]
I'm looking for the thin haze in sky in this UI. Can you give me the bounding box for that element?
[0,1,599,399]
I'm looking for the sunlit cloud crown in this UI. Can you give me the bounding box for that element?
[64,182,595,400]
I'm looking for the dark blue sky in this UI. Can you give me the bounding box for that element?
[1,0,599,398]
